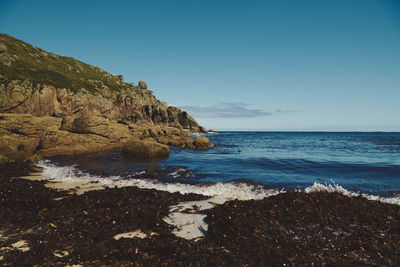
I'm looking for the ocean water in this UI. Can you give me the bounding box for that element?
[43,132,400,198]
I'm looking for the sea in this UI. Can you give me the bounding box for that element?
[38,132,400,201]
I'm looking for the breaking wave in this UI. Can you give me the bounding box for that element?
[305,182,400,206]
[37,161,280,200]
[36,161,400,205]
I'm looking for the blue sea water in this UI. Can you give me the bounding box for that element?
[51,132,400,197]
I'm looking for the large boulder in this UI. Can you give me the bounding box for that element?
[193,136,214,149]
[0,113,135,159]
[60,115,132,142]
[0,113,61,160]
[38,127,123,157]
[157,135,186,147]
[122,139,169,160]
[138,80,148,89]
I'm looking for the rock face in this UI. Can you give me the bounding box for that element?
[0,113,133,159]
[0,80,202,132]
[122,139,169,159]
[0,113,212,160]
[0,113,61,160]
[0,34,212,160]
[0,33,203,132]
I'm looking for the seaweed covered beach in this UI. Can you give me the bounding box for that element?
[1,161,399,266]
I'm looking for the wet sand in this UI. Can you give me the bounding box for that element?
[1,161,399,266]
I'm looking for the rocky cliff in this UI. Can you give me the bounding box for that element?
[0,34,202,131]
[0,34,211,161]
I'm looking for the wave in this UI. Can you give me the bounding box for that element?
[167,167,194,178]
[37,161,280,200]
[305,182,400,206]
[36,161,400,205]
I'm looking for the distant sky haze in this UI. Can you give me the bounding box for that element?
[1,0,399,131]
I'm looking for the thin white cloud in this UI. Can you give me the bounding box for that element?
[275,109,299,114]
[181,102,271,118]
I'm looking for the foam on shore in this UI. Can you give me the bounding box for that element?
[36,161,400,205]
[28,161,400,241]
[36,160,280,200]
[305,182,400,206]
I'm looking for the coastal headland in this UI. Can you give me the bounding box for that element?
[0,33,213,162]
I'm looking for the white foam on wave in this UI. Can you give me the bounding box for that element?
[37,161,280,200]
[168,167,192,178]
[188,132,207,137]
[36,161,400,205]
[305,182,400,206]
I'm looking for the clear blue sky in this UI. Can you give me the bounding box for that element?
[1,0,399,131]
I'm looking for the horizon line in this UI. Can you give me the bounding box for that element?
[210,129,400,133]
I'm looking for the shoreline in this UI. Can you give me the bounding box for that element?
[1,161,400,265]
[21,169,226,241]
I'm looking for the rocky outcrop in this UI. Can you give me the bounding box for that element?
[122,139,169,160]
[59,115,132,141]
[38,126,124,157]
[0,113,211,160]
[157,134,214,149]
[0,34,213,161]
[0,81,203,132]
[0,113,132,159]
[0,34,204,132]
[193,136,214,149]
[138,80,147,90]
[0,113,62,160]
[38,115,136,157]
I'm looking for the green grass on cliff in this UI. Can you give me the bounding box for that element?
[0,33,131,93]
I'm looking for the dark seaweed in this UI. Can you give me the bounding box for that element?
[0,161,399,266]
